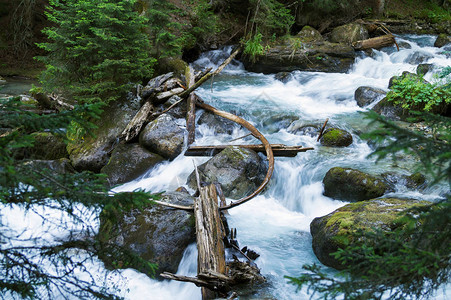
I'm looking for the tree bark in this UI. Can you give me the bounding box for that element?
[194,184,226,299]
[186,66,197,145]
[353,34,395,50]
[119,100,154,142]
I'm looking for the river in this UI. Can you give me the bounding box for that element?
[1,34,450,299]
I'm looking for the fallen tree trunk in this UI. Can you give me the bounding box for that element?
[353,34,396,50]
[186,66,197,145]
[119,100,154,142]
[185,144,314,157]
[194,183,227,299]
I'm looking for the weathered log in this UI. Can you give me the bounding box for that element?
[353,34,396,50]
[186,66,197,145]
[160,272,230,292]
[178,47,241,98]
[154,87,185,104]
[195,183,226,299]
[185,144,314,157]
[32,92,74,111]
[119,100,154,142]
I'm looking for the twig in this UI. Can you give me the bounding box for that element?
[317,118,329,142]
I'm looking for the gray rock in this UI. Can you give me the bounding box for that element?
[405,52,433,64]
[434,34,451,47]
[139,113,185,160]
[186,146,268,199]
[296,25,324,42]
[310,198,430,269]
[323,167,387,201]
[98,191,195,277]
[101,143,164,186]
[198,111,237,134]
[68,96,141,172]
[330,23,369,44]
[320,128,353,147]
[288,120,320,137]
[416,63,434,76]
[19,132,68,160]
[372,97,405,121]
[397,41,412,49]
[274,72,293,83]
[354,86,386,107]
[160,95,187,119]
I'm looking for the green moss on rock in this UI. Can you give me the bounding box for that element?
[320,128,353,147]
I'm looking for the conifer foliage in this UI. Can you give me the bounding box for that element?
[37,0,155,104]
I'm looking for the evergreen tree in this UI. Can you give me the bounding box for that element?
[36,0,155,104]
[0,96,159,299]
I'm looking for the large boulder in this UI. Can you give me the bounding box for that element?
[434,34,451,47]
[296,26,324,43]
[242,38,355,74]
[139,113,185,160]
[405,52,433,64]
[320,128,353,147]
[330,23,369,44]
[18,132,68,160]
[68,96,141,172]
[310,198,430,269]
[186,146,268,199]
[323,167,387,201]
[98,191,196,277]
[372,97,405,121]
[388,71,428,89]
[354,86,386,107]
[21,158,76,174]
[101,143,164,186]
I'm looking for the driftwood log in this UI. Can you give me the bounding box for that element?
[120,100,154,142]
[186,66,197,145]
[353,34,396,50]
[185,144,314,157]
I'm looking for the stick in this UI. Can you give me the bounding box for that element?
[317,118,329,142]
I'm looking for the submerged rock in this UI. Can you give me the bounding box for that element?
[139,113,185,160]
[310,198,430,269]
[186,146,268,199]
[98,191,195,277]
[198,111,237,134]
[320,128,353,147]
[323,167,387,201]
[101,143,164,186]
[354,86,386,107]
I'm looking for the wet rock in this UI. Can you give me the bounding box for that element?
[68,96,141,172]
[405,52,434,64]
[330,23,369,44]
[262,114,299,134]
[434,34,451,47]
[310,198,430,269]
[354,86,386,107]
[274,72,293,83]
[397,41,412,49]
[405,172,427,190]
[416,63,434,76]
[323,167,387,201]
[372,97,405,121]
[98,191,195,277]
[139,113,185,160]
[101,143,164,187]
[160,95,187,119]
[186,146,268,199]
[21,158,76,174]
[0,76,6,85]
[198,111,237,134]
[242,39,355,74]
[320,128,353,147]
[296,25,324,43]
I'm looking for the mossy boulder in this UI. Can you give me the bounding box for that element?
[354,86,386,107]
[388,71,428,89]
[186,146,268,199]
[310,198,430,269]
[320,128,353,147]
[139,113,185,160]
[416,63,434,76]
[323,167,387,201]
[68,96,141,172]
[98,191,196,277]
[434,34,451,47]
[405,172,427,190]
[100,143,164,187]
[330,23,369,44]
[296,26,324,43]
[20,132,68,160]
[372,97,405,121]
[198,111,237,134]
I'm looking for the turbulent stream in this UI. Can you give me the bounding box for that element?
[2,35,450,299]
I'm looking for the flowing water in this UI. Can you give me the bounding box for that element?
[2,35,450,299]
